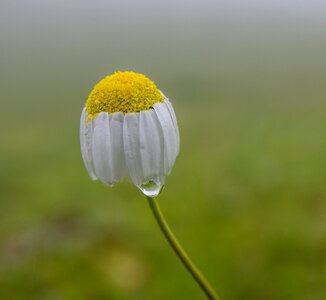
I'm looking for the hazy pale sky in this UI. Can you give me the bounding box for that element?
[1,0,325,88]
[1,0,326,32]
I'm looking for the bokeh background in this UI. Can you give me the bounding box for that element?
[1,0,326,299]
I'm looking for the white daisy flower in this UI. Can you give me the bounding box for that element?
[80,71,180,197]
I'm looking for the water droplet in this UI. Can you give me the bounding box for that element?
[138,181,163,197]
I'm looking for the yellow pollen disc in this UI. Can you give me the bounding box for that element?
[86,71,163,119]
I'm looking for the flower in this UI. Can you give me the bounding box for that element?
[80,71,180,197]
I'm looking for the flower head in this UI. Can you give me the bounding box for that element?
[80,71,179,197]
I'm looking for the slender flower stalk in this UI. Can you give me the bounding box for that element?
[147,196,220,300]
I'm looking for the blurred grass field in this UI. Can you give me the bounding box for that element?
[1,1,326,299]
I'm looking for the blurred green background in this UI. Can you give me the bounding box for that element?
[1,1,326,299]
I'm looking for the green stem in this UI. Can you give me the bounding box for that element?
[146,196,221,300]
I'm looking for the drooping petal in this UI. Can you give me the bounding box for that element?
[92,112,113,186]
[123,113,144,185]
[80,108,97,180]
[139,109,165,185]
[153,101,179,174]
[164,98,180,154]
[109,112,126,182]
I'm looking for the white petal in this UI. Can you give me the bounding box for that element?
[92,112,113,186]
[139,109,165,184]
[123,113,144,185]
[80,108,97,180]
[109,112,126,182]
[164,98,180,154]
[153,101,178,174]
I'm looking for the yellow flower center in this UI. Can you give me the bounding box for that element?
[86,71,163,119]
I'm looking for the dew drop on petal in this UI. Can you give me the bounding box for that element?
[138,181,163,197]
